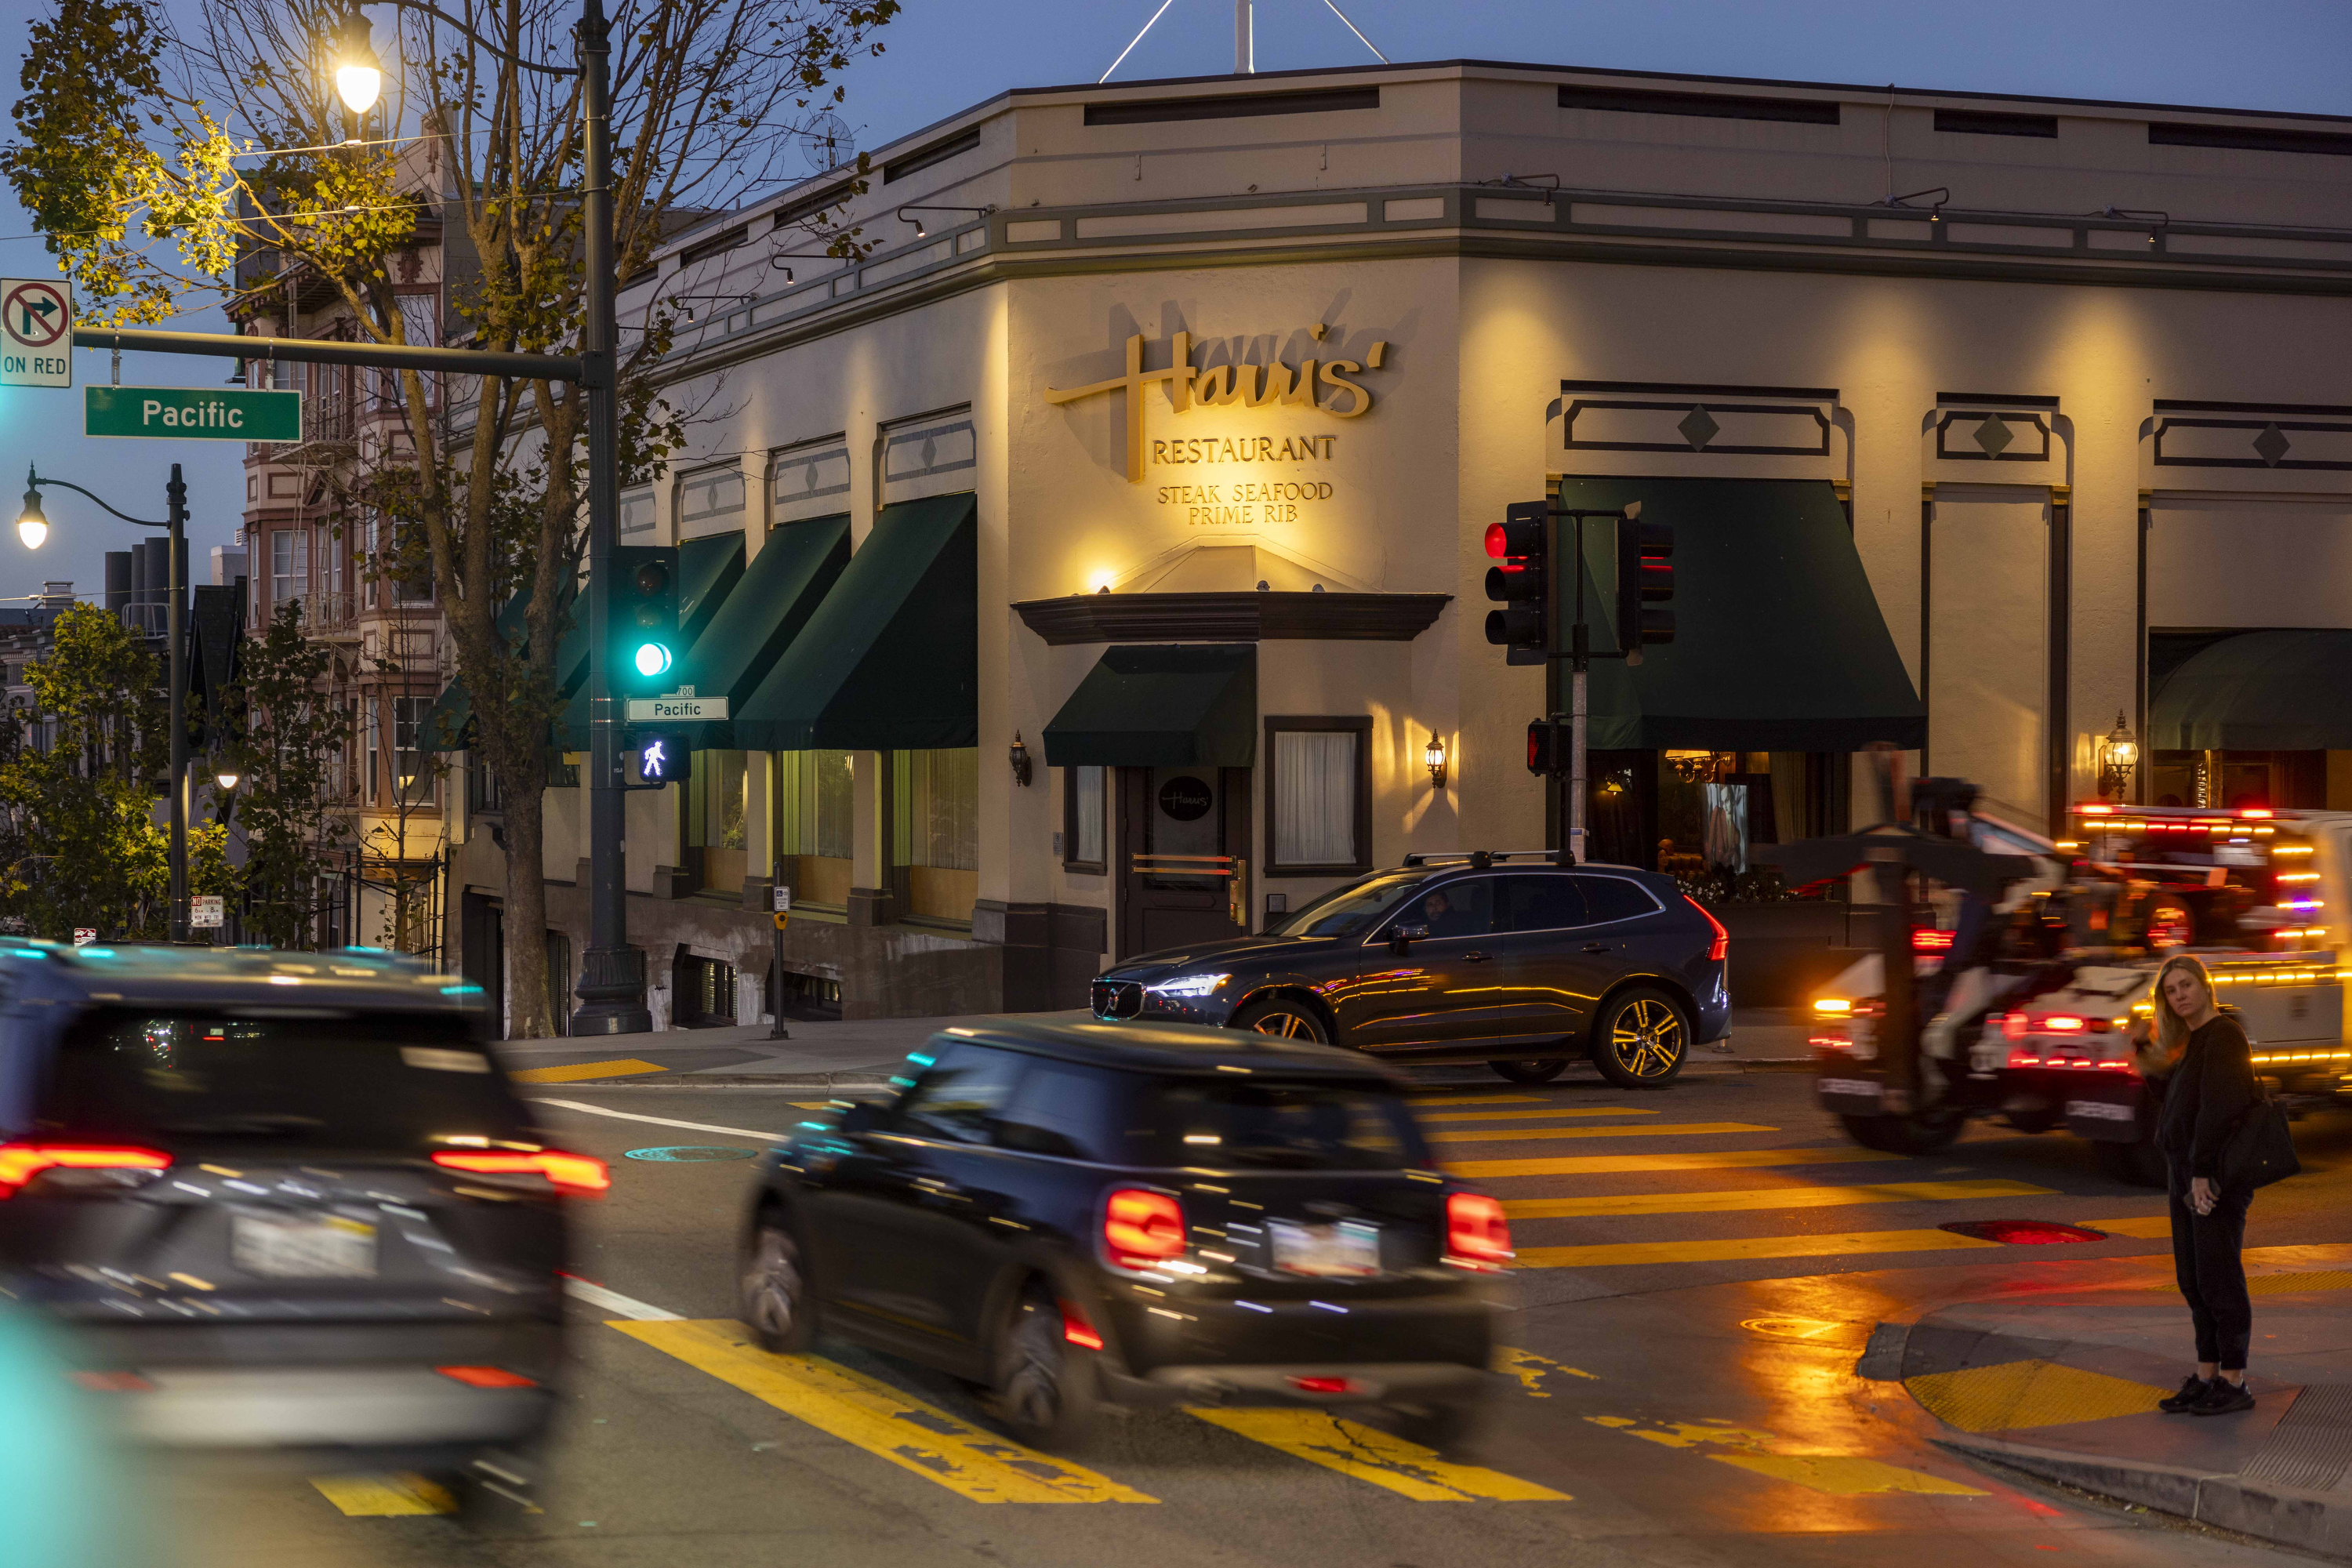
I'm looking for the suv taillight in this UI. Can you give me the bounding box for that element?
[1445,1190,1512,1272]
[1103,1188,1185,1269]
[432,1149,611,1196]
[1686,897,1729,963]
[0,1143,171,1198]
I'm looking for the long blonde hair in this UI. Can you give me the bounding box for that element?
[2150,952,2217,1060]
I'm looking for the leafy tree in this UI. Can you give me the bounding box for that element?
[223,598,349,947]
[0,603,227,939]
[5,0,898,1032]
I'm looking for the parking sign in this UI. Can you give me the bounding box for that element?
[0,278,72,387]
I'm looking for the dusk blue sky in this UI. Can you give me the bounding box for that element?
[0,0,2345,604]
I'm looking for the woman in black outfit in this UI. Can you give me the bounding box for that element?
[2130,953,2259,1416]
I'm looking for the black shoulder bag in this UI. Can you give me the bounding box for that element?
[2223,1086,2300,1193]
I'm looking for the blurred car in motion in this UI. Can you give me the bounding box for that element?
[0,942,605,1515]
[738,1018,1511,1451]
[1091,851,1730,1087]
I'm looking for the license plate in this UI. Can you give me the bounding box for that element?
[1267,1219,1381,1277]
[230,1213,377,1279]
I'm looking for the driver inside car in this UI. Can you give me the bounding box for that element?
[1417,889,1479,938]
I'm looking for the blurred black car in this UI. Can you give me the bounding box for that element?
[737,1019,1511,1450]
[1091,851,1730,1087]
[0,942,603,1514]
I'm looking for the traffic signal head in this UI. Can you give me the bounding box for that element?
[1484,499,1551,666]
[1526,718,1566,775]
[1613,511,1675,656]
[612,546,679,693]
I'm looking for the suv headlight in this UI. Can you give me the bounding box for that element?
[1145,973,1229,999]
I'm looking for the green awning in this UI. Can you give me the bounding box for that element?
[1555,477,1925,751]
[2151,630,2352,750]
[1043,644,1258,767]
[425,589,549,751]
[681,517,849,748]
[734,494,978,750]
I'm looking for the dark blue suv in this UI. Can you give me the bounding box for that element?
[1091,852,1730,1087]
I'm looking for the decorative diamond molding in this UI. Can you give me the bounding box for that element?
[1561,380,1835,458]
[1931,394,2056,463]
[1677,405,1722,451]
[2153,401,2352,472]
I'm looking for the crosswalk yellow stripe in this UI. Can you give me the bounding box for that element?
[1502,1178,2053,1218]
[510,1057,667,1083]
[309,1474,454,1516]
[2086,1214,2172,1237]
[1185,1407,1570,1501]
[611,1319,1157,1504]
[1515,1227,2007,1268]
[1446,1145,1900,1178]
[1403,1094,1547,1107]
[1427,1121,1773,1145]
[1420,1106,1658,1123]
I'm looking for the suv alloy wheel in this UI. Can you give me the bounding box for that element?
[1591,988,1690,1089]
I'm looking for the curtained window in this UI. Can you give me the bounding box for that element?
[1266,717,1371,874]
[1062,764,1105,873]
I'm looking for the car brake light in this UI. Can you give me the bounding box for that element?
[1911,927,1955,953]
[1445,1190,1512,1272]
[434,1365,537,1388]
[1059,1301,1105,1350]
[1686,897,1728,962]
[0,1143,170,1198]
[431,1149,611,1196]
[2043,1015,2085,1033]
[1103,1188,1186,1269]
[1290,1375,1358,1394]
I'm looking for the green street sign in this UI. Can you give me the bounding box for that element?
[85,386,302,441]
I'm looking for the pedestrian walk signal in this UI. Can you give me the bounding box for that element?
[1526,718,1568,776]
[1484,499,1550,666]
[611,545,678,694]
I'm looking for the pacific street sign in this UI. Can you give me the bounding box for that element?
[85,386,302,441]
[0,278,71,387]
[626,695,728,722]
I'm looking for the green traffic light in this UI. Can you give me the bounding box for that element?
[633,641,673,679]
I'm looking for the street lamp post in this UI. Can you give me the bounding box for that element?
[336,0,645,1031]
[16,463,193,940]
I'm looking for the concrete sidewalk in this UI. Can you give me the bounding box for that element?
[495,1007,1819,1090]
[1865,1243,2352,1559]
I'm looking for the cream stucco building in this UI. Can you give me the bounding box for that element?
[437,58,2352,1030]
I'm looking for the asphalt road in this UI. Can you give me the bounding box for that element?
[128,1070,2352,1568]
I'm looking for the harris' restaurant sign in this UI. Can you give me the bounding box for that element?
[1046,327,1392,487]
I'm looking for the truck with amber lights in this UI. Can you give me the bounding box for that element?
[1808,802,2350,1182]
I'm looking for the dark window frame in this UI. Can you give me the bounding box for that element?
[2150,121,2352,158]
[1558,84,1838,125]
[1084,86,1380,127]
[883,126,981,184]
[1934,108,2057,140]
[677,225,750,267]
[1062,764,1107,875]
[1264,715,1374,877]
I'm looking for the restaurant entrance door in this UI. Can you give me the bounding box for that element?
[1116,765,1251,958]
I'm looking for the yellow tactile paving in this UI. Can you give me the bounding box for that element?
[1501,1178,2053,1218]
[510,1058,668,1083]
[1515,1227,2007,1269]
[612,1319,1158,1504]
[1446,1145,1900,1178]
[309,1473,455,1516]
[1185,1407,1570,1501]
[1426,1120,1774,1145]
[1904,1359,2169,1433]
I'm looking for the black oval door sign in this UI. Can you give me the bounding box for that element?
[1158,775,1214,822]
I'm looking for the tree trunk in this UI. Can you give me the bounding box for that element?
[501,779,553,1040]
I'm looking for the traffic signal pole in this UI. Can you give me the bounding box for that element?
[569,0,649,1035]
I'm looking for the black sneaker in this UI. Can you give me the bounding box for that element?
[2193,1379,2256,1417]
[2158,1375,2211,1414]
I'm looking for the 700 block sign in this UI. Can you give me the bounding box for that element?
[86,386,302,441]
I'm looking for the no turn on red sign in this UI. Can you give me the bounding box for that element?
[0,278,71,387]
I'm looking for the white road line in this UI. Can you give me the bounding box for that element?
[561,1274,684,1322]
[531,1097,786,1141]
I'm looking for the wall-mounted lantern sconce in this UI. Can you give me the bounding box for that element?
[1425,733,1447,790]
[2098,711,2140,800]
[213,762,241,792]
[1009,731,1033,788]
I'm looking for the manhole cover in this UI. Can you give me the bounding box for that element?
[622,1145,757,1163]
[1940,1219,2107,1245]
